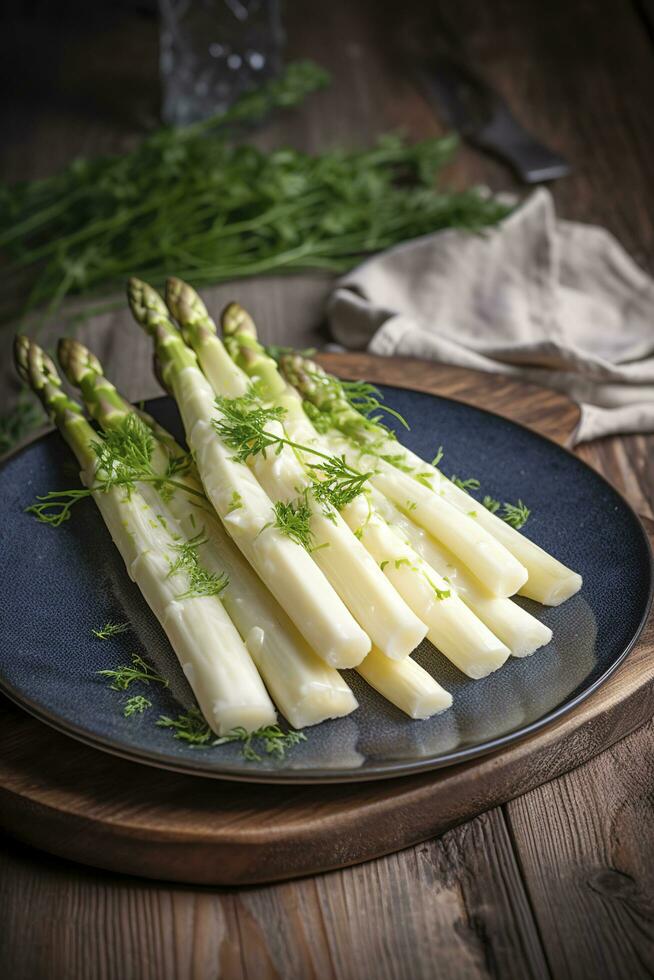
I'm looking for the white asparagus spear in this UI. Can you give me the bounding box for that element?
[271,389,528,600]
[239,418,428,660]
[342,493,511,679]
[356,647,452,719]
[279,354,582,605]
[135,479,359,729]
[129,409,448,720]
[369,489,553,657]
[164,282,427,661]
[337,436,527,598]
[87,484,278,736]
[273,395,514,675]
[128,280,371,669]
[15,339,278,735]
[333,425,580,605]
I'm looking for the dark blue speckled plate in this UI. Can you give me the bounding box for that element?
[0,387,650,783]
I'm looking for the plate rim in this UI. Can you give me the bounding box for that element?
[1,385,651,785]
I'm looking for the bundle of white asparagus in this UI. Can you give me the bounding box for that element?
[16,276,582,749]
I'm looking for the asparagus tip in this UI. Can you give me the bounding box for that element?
[220,302,258,341]
[165,276,212,332]
[13,335,61,398]
[127,277,169,332]
[58,337,103,387]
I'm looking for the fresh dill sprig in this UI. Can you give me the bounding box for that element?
[308,454,371,510]
[212,389,287,462]
[156,707,213,744]
[27,487,94,526]
[98,653,169,691]
[27,413,206,528]
[482,495,500,514]
[270,498,314,550]
[338,378,409,431]
[157,708,307,760]
[123,695,152,717]
[501,499,531,529]
[167,531,229,599]
[265,344,317,363]
[92,621,129,640]
[431,446,444,467]
[213,389,371,511]
[393,557,450,599]
[450,475,481,493]
[215,725,307,761]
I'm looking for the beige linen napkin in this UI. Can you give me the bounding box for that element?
[329,189,654,444]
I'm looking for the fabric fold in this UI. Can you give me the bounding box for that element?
[329,188,654,444]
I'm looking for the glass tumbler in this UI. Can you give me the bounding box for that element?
[159,0,284,126]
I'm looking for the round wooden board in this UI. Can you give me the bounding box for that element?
[1,354,652,887]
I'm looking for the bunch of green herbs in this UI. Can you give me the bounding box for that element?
[0,61,511,324]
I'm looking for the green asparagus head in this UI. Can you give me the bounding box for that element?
[128,278,197,388]
[221,302,258,342]
[165,276,217,344]
[57,337,103,387]
[13,336,94,466]
[221,302,287,398]
[279,352,331,409]
[127,277,171,336]
[14,335,65,416]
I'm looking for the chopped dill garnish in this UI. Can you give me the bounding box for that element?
[502,499,531,529]
[308,455,370,511]
[92,621,129,640]
[157,709,307,760]
[405,500,417,512]
[431,446,444,467]
[266,344,317,363]
[27,413,206,528]
[379,453,413,472]
[338,378,410,431]
[26,487,93,526]
[212,389,287,463]
[167,531,229,599]
[271,498,313,550]
[215,725,307,761]
[227,489,243,512]
[98,653,169,691]
[467,510,478,518]
[482,495,501,514]
[213,388,371,511]
[124,695,152,717]
[392,557,450,598]
[450,475,481,493]
[380,560,389,571]
[156,707,213,744]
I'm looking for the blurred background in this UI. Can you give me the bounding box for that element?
[2,0,653,267]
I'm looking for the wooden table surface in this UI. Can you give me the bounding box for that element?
[1,1,653,977]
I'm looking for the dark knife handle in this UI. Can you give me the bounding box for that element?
[473,107,571,184]
[416,58,571,184]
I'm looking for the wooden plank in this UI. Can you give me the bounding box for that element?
[0,807,550,980]
[505,719,654,979]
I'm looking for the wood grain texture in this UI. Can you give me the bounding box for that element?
[0,808,551,980]
[506,720,654,979]
[0,352,651,888]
